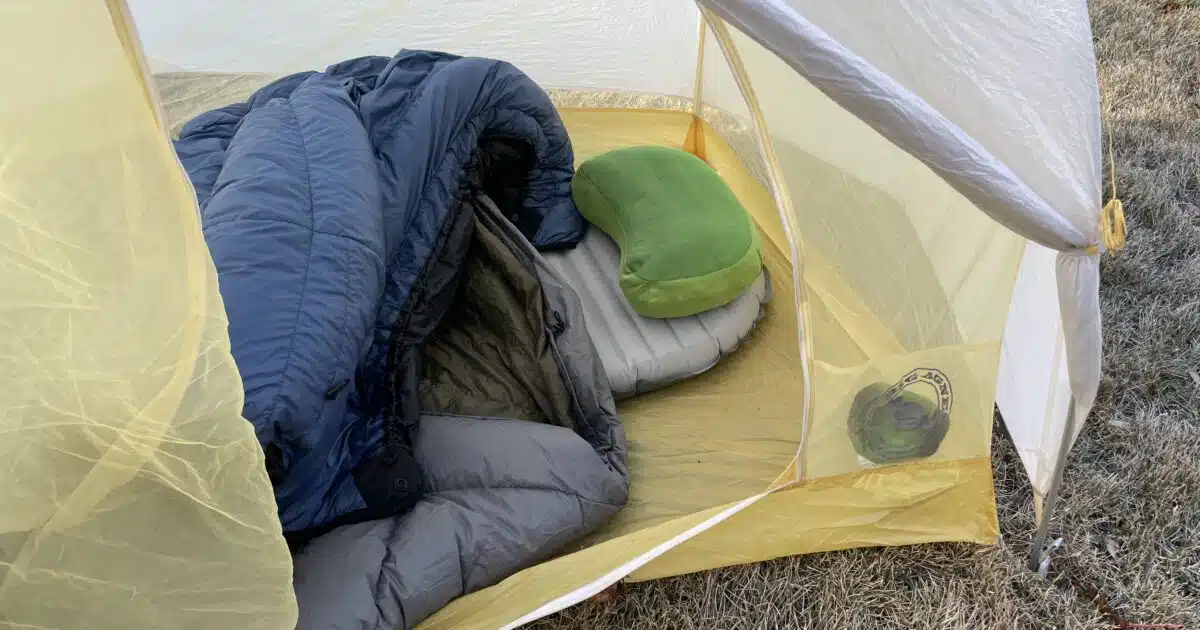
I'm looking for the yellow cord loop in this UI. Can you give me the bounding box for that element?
[1096,85,1127,255]
[1101,197,1126,252]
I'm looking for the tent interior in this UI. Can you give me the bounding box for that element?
[0,1,1107,629]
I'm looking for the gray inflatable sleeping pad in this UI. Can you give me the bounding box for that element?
[544,227,771,400]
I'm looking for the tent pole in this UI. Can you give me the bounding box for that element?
[682,14,709,160]
[700,8,816,482]
[691,14,707,116]
[1026,396,1077,573]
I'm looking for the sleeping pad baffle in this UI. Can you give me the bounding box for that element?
[174,50,629,628]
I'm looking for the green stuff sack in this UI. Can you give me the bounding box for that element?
[848,382,952,465]
[570,145,764,319]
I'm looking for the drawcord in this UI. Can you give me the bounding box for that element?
[1086,81,1127,256]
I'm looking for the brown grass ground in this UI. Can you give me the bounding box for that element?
[533,1,1200,628]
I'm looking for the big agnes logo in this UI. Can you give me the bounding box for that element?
[848,368,953,466]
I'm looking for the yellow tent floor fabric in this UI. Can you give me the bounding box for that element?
[631,457,998,582]
[422,465,999,625]
[142,73,1001,628]
[417,110,1001,629]
[421,462,995,630]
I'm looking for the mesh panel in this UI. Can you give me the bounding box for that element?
[0,3,296,629]
[715,22,1024,480]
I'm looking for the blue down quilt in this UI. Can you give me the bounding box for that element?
[175,50,628,628]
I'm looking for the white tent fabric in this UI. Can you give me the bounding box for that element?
[130,0,703,97]
[698,0,1104,495]
[998,243,1075,495]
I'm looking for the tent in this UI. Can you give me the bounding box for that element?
[0,0,1124,628]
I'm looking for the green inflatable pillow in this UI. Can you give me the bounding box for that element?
[570,145,764,319]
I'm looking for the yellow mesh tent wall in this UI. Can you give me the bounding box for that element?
[0,1,1112,628]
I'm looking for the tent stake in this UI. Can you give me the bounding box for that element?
[1027,397,1077,573]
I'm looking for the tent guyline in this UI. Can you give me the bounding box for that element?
[0,0,1118,628]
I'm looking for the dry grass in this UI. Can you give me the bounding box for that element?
[533,2,1200,628]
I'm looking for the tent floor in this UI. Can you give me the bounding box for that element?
[155,77,998,629]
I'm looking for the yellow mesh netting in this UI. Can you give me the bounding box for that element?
[701,19,1024,484]
[0,4,295,628]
